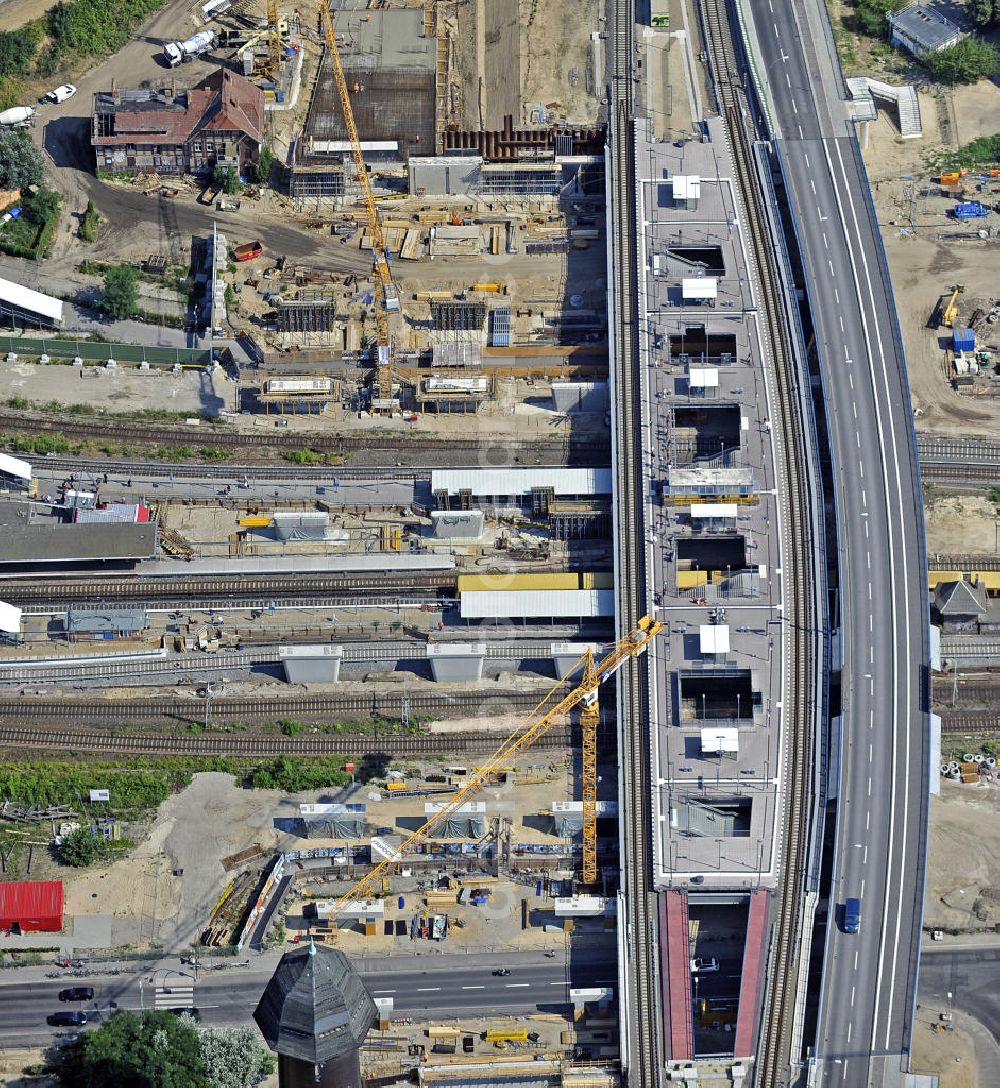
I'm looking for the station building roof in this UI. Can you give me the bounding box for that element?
[432,468,612,497]
[0,452,31,481]
[460,588,614,619]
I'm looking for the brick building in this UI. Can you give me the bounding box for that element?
[92,69,264,177]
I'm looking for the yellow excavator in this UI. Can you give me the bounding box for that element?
[324,615,664,916]
[930,284,964,330]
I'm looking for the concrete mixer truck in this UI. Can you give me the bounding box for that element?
[163,29,216,68]
[0,106,36,129]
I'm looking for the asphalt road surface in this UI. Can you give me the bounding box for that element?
[0,949,617,1046]
[743,1,930,1084]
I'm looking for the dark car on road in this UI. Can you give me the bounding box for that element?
[48,1010,87,1027]
[59,987,94,1002]
[168,1007,202,1021]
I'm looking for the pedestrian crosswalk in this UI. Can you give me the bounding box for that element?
[154,984,195,1010]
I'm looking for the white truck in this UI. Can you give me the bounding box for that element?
[0,106,36,128]
[163,29,217,68]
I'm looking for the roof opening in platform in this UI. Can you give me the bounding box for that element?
[675,795,751,837]
[678,671,757,723]
[668,326,738,365]
[687,897,752,1058]
[677,535,747,571]
[664,245,725,277]
[672,404,742,464]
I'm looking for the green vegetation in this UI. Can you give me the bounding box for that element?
[922,37,1000,85]
[989,485,1000,510]
[849,0,895,38]
[970,0,1000,27]
[213,163,243,196]
[99,264,140,319]
[0,187,61,260]
[58,1009,205,1087]
[249,145,274,186]
[0,130,46,190]
[199,1025,275,1088]
[0,0,169,110]
[247,756,352,791]
[58,826,111,868]
[281,448,346,466]
[79,199,100,243]
[0,763,174,813]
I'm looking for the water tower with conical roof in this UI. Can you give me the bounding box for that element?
[254,940,377,1088]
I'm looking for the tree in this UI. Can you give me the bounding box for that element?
[852,0,895,38]
[59,1009,207,1088]
[100,265,140,320]
[922,36,1000,85]
[249,144,274,186]
[199,1025,275,1088]
[213,163,242,195]
[0,130,46,191]
[59,826,104,868]
[80,198,100,242]
[969,0,1000,28]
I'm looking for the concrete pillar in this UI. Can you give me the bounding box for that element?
[427,642,486,682]
[551,642,599,681]
[279,645,343,683]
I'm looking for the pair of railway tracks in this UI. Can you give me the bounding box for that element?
[698,0,817,1083]
[607,2,662,1085]
[0,725,571,757]
[0,410,604,458]
[0,691,544,724]
[0,572,457,605]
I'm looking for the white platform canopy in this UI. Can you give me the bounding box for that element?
[700,727,739,755]
[682,277,718,300]
[0,451,31,481]
[0,601,22,634]
[699,624,730,655]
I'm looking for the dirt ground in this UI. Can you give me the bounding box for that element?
[910,1009,981,1088]
[0,0,59,33]
[862,77,1000,436]
[924,494,1000,556]
[924,779,1000,933]
[449,0,601,129]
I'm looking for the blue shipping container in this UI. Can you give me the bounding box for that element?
[953,326,976,352]
[954,201,989,219]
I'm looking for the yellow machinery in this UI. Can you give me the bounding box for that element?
[327,616,664,913]
[319,0,400,403]
[942,284,964,329]
[266,0,283,81]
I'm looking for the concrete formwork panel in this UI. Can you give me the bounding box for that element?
[427,642,486,682]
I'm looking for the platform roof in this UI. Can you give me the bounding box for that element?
[690,503,738,518]
[0,452,31,481]
[460,588,615,619]
[682,277,718,300]
[432,467,612,497]
[688,366,719,387]
[0,601,21,634]
[699,624,730,654]
[0,276,63,325]
[700,727,739,754]
[0,517,156,565]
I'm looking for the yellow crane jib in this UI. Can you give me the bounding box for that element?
[328,616,663,914]
[318,0,399,399]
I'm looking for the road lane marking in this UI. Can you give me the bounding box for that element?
[786,72,791,87]
[417,987,441,992]
[847,1022,853,1043]
[373,990,396,994]
[462,986,486,990]
[850,986,856,1007]
[506,983,530,988]
[854,950,859,970]
[811,179,816,194]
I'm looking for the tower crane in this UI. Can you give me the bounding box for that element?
[326,615,664,917]
[318,0,400,404]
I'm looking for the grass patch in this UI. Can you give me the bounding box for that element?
[79,199,99,242]
[0,188,61,260]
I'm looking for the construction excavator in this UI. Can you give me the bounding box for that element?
[929,283,964,330]
[318,0,400,405]
[324,615,664,918]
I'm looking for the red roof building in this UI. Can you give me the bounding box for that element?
[0,880,63,933]
[92,69,264,178]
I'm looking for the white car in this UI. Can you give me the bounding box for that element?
[45,85,76,104]
[690,957,720,974]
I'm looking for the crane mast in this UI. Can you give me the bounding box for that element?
[318,0,399,401]
[327,616,663,916]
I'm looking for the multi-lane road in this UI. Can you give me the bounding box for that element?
[0,949,617,1046]
[742,1,930,1083]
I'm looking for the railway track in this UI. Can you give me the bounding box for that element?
[0,572,457,606]
[939,711,1000,736]
[0,723,572,757]
[699,0,816,1082]
[607,2,662,1084]
[928,553,1000,571]
[0,690,544,726]
[917,436,1000,484]
[0,411,607,460]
